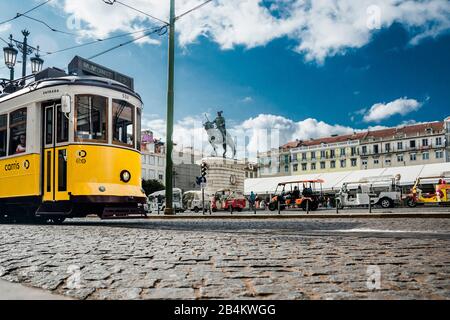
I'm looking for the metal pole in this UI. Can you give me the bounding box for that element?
[202,187,205,215]
[164,0,175,215]
[21,30,30,78]
[369,197,372,213]
[335,198,339,214]
[9,68,14,81]
[277,198,281,215]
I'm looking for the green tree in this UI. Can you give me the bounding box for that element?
[142,179,165,196]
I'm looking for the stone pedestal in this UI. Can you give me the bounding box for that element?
[203,157,246,195]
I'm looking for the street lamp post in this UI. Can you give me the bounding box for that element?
[20,30,30,78]
[164,0,176,215]
[2,30,44,82]
[3,35,18,81]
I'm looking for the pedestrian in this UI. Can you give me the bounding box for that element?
[249,191,256,209]
[327,197,332,209]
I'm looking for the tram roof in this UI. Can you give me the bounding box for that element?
[0,75,142,104]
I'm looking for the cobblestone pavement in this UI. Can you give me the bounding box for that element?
[0,217,449,300]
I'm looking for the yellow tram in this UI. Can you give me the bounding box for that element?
[0,75,147,223]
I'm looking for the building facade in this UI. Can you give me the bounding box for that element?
[359,121,447,169]
[256,118,450,177]
[257,142,295,177]
[141,131,205,191]
[141,131,166,184]
[290,132,366,175]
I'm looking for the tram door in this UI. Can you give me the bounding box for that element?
[43,101,70,202]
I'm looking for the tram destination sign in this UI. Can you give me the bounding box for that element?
[68,56,134,90]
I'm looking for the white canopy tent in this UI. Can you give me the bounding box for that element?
[244,162,450,195]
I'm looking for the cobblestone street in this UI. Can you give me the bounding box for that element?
[0,217,449,300]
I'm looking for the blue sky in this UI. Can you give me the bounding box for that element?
[1,0,450,153]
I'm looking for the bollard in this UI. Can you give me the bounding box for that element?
[277,199,281,215]
[335,198,339,214]
[369,198,372,213]
[306,200,309,214]
[254,203,257,215]
[230,204,233,215]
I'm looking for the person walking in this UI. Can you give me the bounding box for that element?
[249,191,256,209]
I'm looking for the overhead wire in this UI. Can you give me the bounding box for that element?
[102,0,168,25]
[175,0,214,21]
[88,25,168,60]
[41,26,167,57]
[17,13,80,37]
[0,0,54,26]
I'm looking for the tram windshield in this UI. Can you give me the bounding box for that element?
[136,108,141,151]
[112,99,134,146]
[75,95,107,142]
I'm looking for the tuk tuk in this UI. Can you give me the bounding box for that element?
[405,176,450,207]
[211,189,246,212]
[268,179,324,211]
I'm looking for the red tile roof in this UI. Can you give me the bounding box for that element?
[365,121,444,140]
[282,121,444,150]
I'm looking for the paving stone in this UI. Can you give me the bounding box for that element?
[0,217,449,299]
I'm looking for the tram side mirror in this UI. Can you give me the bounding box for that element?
[61,95,71,114]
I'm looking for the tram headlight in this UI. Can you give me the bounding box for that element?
[120,170,131,183]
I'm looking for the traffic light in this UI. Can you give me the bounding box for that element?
[201,162,208,177]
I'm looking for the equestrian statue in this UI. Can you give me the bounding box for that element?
[203,111,236,158]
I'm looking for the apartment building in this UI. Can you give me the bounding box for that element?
[141,134,166,183]
[290,132,366,174]
[256,117,450,177]
[359,121,447,169]
[257,142,296,177]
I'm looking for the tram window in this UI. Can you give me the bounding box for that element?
[0,114,6,157]
[9,108,27,155]
[112,99,134,146]
[56,106,69,143]
[45,107,53,145]
[136,108,141,151]
[75,95,107,142]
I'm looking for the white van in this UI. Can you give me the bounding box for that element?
[182,190,210,213]
[147,188,183,213]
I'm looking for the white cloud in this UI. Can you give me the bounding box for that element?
[0,23,11,33]
[363,97,422,122]
[241,96,253,103]
[55,0,450,63]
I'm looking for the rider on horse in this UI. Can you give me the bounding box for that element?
[213,111,226,155]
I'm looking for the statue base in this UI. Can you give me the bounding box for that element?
[202,157,246,195]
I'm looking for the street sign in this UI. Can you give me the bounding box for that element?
[196,176,207,185]
[200,182,207,189]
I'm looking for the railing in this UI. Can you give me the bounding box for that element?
[359,143,444,156]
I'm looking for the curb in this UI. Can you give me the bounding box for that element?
[144,213,450,219]
[0,279,71,300]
